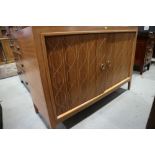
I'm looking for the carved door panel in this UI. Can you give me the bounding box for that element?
[46,34,107,116]
[75,34,99,107]
[105,33,135,90]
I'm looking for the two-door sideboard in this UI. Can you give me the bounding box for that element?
[9,26,137,128]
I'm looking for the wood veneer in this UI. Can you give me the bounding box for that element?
[10,26,137,128]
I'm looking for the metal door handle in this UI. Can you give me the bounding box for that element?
[106,60,112,68]
[101,64,106,71]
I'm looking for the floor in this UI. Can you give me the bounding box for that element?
[0,63,155,129]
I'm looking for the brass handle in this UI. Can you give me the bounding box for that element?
[106,60,111,68]
[100,64,106,71]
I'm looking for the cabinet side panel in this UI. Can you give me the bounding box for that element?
[16,27,51,126]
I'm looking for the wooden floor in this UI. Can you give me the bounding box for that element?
[0,63,17,79]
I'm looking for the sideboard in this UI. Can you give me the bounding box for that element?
[10,26,137,128]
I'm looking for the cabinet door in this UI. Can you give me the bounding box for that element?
[105,33,135,90]
[46,34,107,116]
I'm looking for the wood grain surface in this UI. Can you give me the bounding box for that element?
[10,26,137,128]
[45,32,136,116]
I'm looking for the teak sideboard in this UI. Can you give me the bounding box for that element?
[10,26,137,128]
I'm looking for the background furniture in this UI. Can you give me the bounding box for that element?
[134,31,155,74]
[0,103,2,129]
[153,46,155,58]
[10,26,137,128]
[0,39,14,64]
[0,27,14,65]
[0,42,6,64]
[146,97,155,129]
[4,27,29,89]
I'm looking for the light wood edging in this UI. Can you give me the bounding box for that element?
[129,31,138,77]
[39,33,58,127]
[57,77,130,122]
[31,26,137,128]
[0,38,9,40]
[128,30,138,89]
[42,30,137,37]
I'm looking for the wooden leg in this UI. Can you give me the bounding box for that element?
[34,104,39,113]
[128,81,131,90]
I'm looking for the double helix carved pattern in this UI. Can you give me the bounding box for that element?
[46,35,99,115]
[45,33,135,116]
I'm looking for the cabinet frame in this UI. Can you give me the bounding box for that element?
[11,27,138,128]
[35,27,138,128]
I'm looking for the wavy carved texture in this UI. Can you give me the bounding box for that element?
[45,33,135,116]
[105,33,135,90]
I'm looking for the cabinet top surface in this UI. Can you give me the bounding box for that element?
[31,26,138,36]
